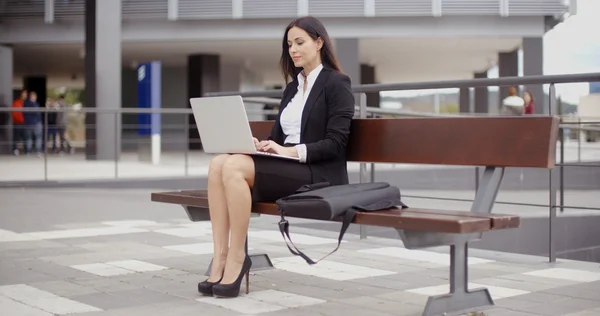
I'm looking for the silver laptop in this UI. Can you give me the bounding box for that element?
[190,96,300,161]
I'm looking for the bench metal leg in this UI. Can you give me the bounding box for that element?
[421,242,493,316]
[204,236,275,276]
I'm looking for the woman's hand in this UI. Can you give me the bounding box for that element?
[256,140,298,158]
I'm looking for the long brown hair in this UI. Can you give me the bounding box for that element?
[279,16,342,83]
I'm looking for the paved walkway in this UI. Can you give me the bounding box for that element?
[1,188,600,315]
[1,140,599,183]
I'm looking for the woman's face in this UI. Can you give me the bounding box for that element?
[287,26,321,69]
[524,92,531,103]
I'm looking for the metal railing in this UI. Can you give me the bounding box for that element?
[1,72,600,263]
[207,71,600,263]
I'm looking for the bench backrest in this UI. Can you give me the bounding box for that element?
[249,116,559,168]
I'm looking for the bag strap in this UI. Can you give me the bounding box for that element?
[277,198,408,265]
[278,208,356,265]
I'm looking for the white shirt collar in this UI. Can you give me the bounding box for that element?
[298,63,323,85]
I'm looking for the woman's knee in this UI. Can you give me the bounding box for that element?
[221,154,254,185]
[208,154,231,180]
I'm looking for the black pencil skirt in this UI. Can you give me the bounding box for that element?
[250,155,313,203]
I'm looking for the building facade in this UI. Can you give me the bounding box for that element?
[0,0,575,157]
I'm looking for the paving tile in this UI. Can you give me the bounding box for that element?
[541,284,600,301]
[70,263,136,277]
[375,290,430,306]
[359,247,494,266]
[498,273,582,287]
[0,266,58,286]
[345,274,415,291]
[101,220,160,227]
[271,256,396,281]
[511,297,600,316]
[525,268,600,282]
[163,243,217,255]
[511,291,574,304]
[0,295,52,316]
[21,226,148,240]
[482,309,545,316]
[0,284,102,314]
[248,230,343,245]
[69,292,148,310]
[18,259,96,280]
[472,277,560,292]
[1,244,91,260]
[299,300,415,316]
[69,277,139,292]
[152,227,210,238]
[335,295,424,315]
[105,260,168,272]
[493,297,539,309]
[266,281,375,301]
[197,289,324,314]
[29,280,99,297]
[571,280,600,292]
[470,262,541,274]
[0,228,39,242]
[405,283,529,300]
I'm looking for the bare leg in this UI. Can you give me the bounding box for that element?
[220,154,255,285]
[206,154,232,282]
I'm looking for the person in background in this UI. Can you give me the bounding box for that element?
[24,91,43,155]
[523,91,535,114]
[55,95,72,154]
[500,86,525,115]
[46,98,59,153]
[12,90,27,155]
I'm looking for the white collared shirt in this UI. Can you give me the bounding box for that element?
[280,63,323,163]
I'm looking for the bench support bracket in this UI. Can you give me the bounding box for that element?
[421,241,494,316]
[182,206,276,274]
[396,166,504,249]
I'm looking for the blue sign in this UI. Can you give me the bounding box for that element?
[137,61,161,136]
[590,82,600,94]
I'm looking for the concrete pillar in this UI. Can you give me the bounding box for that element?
[498,49,519,110]
[0,46,13,154]
[335,38,360,85]
[187,54,220,150]
[361,64,379,108]
[474,71,489,113]
[523,37,544,114]
[84,0,122,160]
[459,87,470,113]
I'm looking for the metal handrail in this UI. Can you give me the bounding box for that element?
[2,71,600,264]
[205,72,600,97]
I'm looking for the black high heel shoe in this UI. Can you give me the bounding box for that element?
[197,276,223,296]
[212,255,252,298]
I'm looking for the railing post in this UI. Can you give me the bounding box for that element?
[358,93,368,239]
[548,83,558,263]
[184,113,189,176]
[578,117,581,163]
[44,110,48,181]
[558,99,565,214]
[114,112,119,179]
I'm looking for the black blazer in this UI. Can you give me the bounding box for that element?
[269,67,355,185]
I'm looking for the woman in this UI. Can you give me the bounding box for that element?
[523,91,535,114]
[198,16,355,298]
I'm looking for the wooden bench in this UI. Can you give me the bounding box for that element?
[152,116,559,316]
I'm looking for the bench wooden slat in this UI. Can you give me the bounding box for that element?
[249,116,559,168]
[151,191,520,234]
